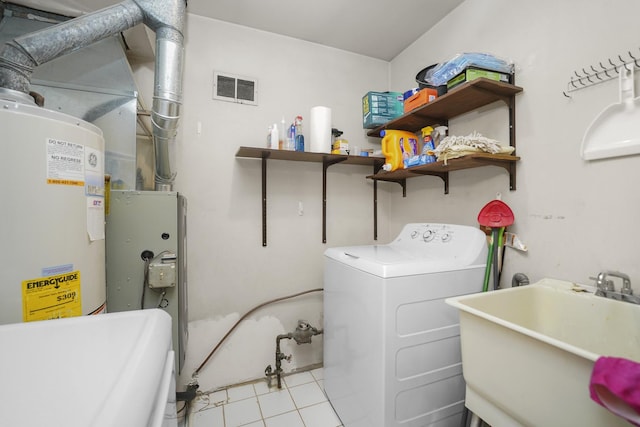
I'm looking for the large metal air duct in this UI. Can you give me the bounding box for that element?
[0,0,185,190]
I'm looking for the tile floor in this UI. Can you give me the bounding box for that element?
[188,368,343,427]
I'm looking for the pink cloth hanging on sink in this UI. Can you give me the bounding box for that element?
[590,356,640,426]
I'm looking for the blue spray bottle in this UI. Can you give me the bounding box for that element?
[287,123,296,150]
[294,115,304,152]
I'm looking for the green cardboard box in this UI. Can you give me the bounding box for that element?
[446,67,511,90]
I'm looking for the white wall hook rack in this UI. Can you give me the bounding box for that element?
[563,49,640,98]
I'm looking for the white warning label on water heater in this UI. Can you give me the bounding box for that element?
[46,138,85,186]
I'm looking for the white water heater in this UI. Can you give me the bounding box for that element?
[0,93,106,324]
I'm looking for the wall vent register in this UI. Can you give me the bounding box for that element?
[213,71,258,105]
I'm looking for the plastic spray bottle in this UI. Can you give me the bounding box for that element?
[287,123,296,151]
[420,126,437,164]
[294,116,304,152]
[432,125,448,147]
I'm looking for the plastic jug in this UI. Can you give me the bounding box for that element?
[381,130,419,171]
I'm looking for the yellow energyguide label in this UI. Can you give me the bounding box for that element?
[22,271,82,322]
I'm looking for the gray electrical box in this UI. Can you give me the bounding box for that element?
[106,190,188,374]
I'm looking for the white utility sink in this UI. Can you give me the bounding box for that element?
[446,278,640,427]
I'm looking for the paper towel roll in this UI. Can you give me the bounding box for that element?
[309,106,332,153]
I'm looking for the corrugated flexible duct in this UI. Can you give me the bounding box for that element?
[0,0,185,191]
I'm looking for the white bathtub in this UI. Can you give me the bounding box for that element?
[446,278,640,427]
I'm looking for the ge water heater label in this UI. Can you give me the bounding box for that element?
[46,138,85,186]
[22,271,82,322]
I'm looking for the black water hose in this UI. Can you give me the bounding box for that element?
[192,288,323,377]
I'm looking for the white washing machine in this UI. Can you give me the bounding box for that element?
[323,223,487,427]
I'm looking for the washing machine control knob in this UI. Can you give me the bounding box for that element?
[410,230,420,239]
[422,229,435,242]
[441,233,452,242]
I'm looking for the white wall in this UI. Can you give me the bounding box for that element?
[171,15,390,390]
[134,0,640,392]
[388,0,640,290]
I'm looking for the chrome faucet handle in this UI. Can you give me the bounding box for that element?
[604,279,615,292]
[605,271,632,294]
[589,272,609,290]
[591,271,638,304]
[621,278,633,295]
[591,270,632,294]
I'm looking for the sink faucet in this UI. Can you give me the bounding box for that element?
[591,270,639,304]
[594,271,615,296]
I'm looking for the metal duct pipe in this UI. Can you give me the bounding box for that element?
[0,0,185,191]
[0,1,144,93]
[151,26,184,190]
[134,0,185,190]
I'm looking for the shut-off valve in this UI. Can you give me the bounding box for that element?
[265,320,323,389]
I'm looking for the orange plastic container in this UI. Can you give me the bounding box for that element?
[403,88,438,113]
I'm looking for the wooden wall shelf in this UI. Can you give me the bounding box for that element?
[368,153,520,194]
[236,78,524,245]
[367,78,523,193]
[236,147,384,246]
[366,78,523,136]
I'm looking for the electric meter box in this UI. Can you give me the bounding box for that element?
[148,262,176,289]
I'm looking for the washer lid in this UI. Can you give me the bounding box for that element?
[324,223,488,278]
[325,243,483,278]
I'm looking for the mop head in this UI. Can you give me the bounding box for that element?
[433,131,515,164]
